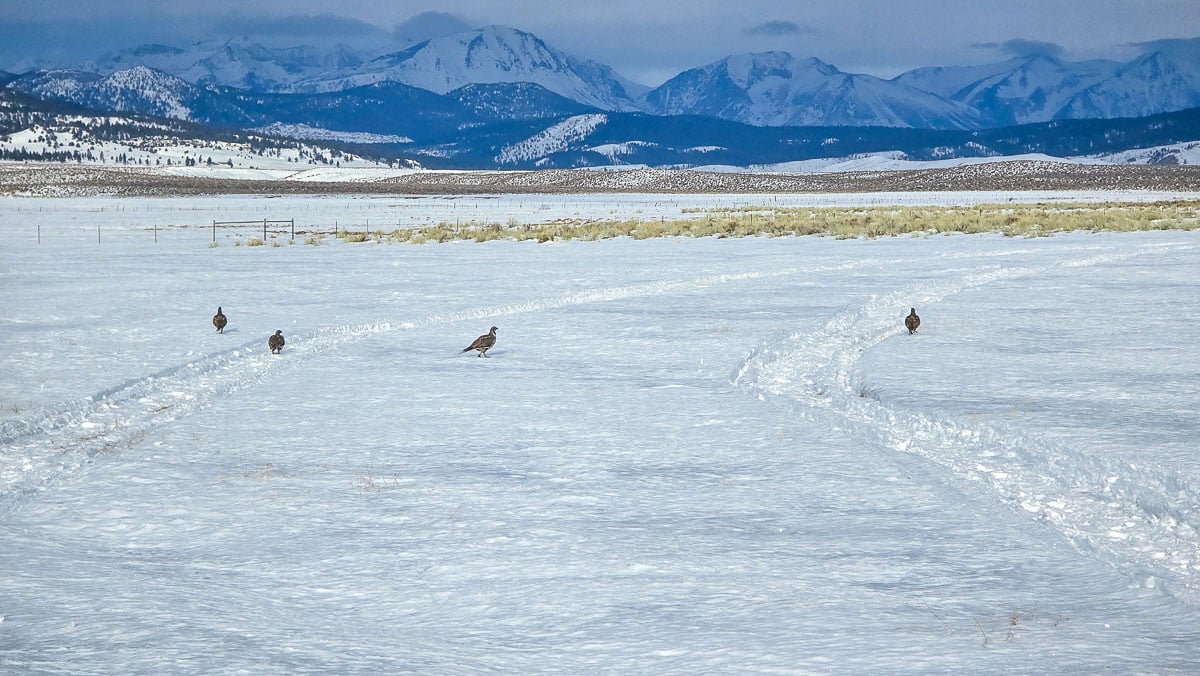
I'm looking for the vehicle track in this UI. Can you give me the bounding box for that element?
[733,241,1200,604]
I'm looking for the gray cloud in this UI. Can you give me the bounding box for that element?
[745,20,813,37]
[974,38,1065,61]
[210,14,386,39]
[0,16,197,70]
[393,11,474,44]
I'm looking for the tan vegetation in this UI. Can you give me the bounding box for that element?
[327,201,1200,244]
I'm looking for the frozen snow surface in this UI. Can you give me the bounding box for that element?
[2,192,1200,673]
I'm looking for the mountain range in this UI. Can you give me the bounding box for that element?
[10,26,1200,129]
[3,25,1199,169]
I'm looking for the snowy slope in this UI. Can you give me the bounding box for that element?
[495,113,608,164]
[1092,140,1200,165]
[0,122,390,170]
[8,66,200,120]
[0,200,1198,672]
[750,151,1096,173]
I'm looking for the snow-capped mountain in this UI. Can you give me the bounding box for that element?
[896,56,1121,126]
[8,66,200,120]
[895,43,1200,126]
[298,26,646,112]
[90,40,369,92]
[642,52,981,129]
[1059,50,1200,121]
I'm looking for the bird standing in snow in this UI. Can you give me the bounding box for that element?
[905,308,921,334]
[269,330,285,354]
[213,307,227,333]
[463,326,498,357]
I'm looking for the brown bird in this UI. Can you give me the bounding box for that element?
[212,307,227,333]
[462,326,498,357]
[269,330,285,354]
[905,308,921,334]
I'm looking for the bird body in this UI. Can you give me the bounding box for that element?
[213,307,227,333]
[269,330,285,354]
[905,308,921,334]
[463,326,498,357]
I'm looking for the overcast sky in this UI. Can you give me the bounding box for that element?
[1,0,1196,84]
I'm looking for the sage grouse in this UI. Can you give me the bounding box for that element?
[905,308,921,334]
[269,330,285,354]
[463,326,498,357]
[212,307,227,333]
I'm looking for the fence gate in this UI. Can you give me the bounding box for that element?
[212,219,295,242]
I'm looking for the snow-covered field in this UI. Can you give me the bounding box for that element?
[2,193,1200,673]
[4,189,1197,238]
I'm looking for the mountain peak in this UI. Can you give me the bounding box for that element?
[646,51,976,128]
[719,52,840,86]
[302,24,642,111]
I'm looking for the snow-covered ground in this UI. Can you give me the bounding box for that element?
[2,194,1199,672]
[1,124,392,171]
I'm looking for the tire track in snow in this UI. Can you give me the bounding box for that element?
[733,241,1200,605]
[0,243,1095,510]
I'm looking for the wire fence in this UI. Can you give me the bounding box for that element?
[23,219,440,245]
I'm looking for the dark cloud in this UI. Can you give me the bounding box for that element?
[974,38,1065,61]
[393,11,474,44]
[745,20,813,37]
[1130,36,1200,57]
[0,17,197,70]
[210,14,386,39]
